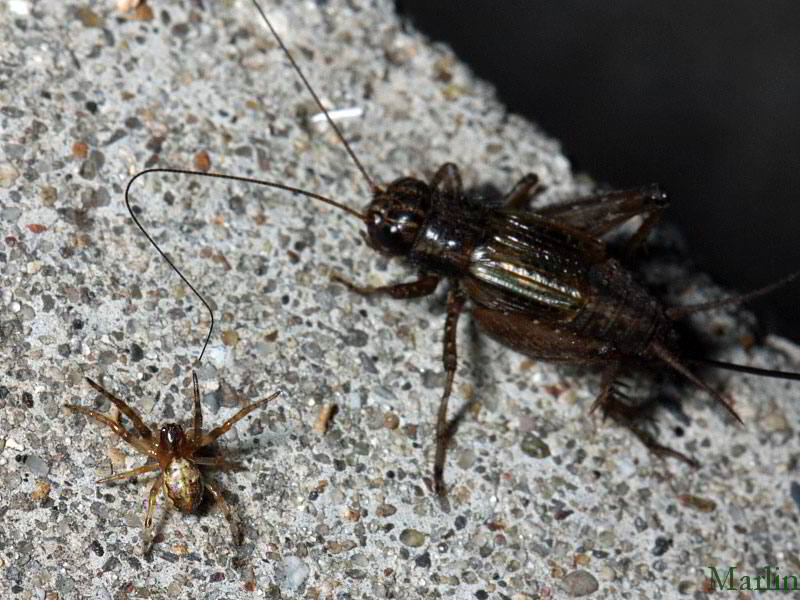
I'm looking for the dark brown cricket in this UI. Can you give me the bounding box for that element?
[125,0,800,496]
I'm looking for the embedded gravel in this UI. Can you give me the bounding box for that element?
[2,1,799,598]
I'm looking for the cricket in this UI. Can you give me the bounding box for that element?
[124,0,800,496]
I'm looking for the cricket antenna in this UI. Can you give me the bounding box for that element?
[249,0,379,194]
[124,171,216,365]
[124,166,368,361]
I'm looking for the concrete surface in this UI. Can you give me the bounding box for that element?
[1,0,799,598]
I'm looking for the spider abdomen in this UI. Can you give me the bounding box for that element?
[163,458,203,513]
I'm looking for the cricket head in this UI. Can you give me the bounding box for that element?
[364,177,431,256]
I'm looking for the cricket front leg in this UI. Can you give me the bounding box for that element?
[332,273,440,299]
[432,288,466,496]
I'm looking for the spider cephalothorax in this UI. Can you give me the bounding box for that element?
[66,372,279,549]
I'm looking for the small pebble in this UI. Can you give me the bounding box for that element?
[326,540,356,554]
[313,404,336,434]
[72,141,88,158]
[790,481,800,511]
[414,551,431,568]
[678,494,716,513]
[562,570,599,597]
[32,481,51,502]
[276,556,309,593]
[520,432,551,459]
[5,437,24,451]
[0,162,19,187]
[652,536,672,556]
[383,412,399,429]
[376,503,396,517]
[221,330,239,346]
[195,150,211,172]
[205,345,232,369]
[399,528,426,548]
[129,343,144,362]
[9,0,31,16]
[23,454,50,477]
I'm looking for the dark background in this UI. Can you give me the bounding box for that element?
[396,1,800,343]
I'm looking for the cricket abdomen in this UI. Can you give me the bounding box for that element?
[570,259,670,356]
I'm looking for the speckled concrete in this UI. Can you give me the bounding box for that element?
[2,1,800,599]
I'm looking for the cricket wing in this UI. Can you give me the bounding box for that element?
[466,211,603,317]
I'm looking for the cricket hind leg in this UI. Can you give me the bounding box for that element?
[592,363,700,468]
[469,308,699,466]
[432,289,466,496]
[537,185,668,258]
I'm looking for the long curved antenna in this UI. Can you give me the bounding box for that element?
[250,0,379,194]
[124,170,216,364]
[129,167,367,221]
[125,166,369,361]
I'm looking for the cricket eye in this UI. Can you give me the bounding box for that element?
[365,178,430,255]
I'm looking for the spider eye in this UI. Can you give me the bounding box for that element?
[160,423,184,450]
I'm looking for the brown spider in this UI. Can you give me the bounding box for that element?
[65,371,280,548]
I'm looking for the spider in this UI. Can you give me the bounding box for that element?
[65,371,280,548]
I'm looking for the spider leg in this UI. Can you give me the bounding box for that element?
[65,405,156,457]
[191,371,203,443]
[97,463,160,483]
[143,473,163,548]
[205,481,239,544]
[196,391,281,447]
[85,377,154,440]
